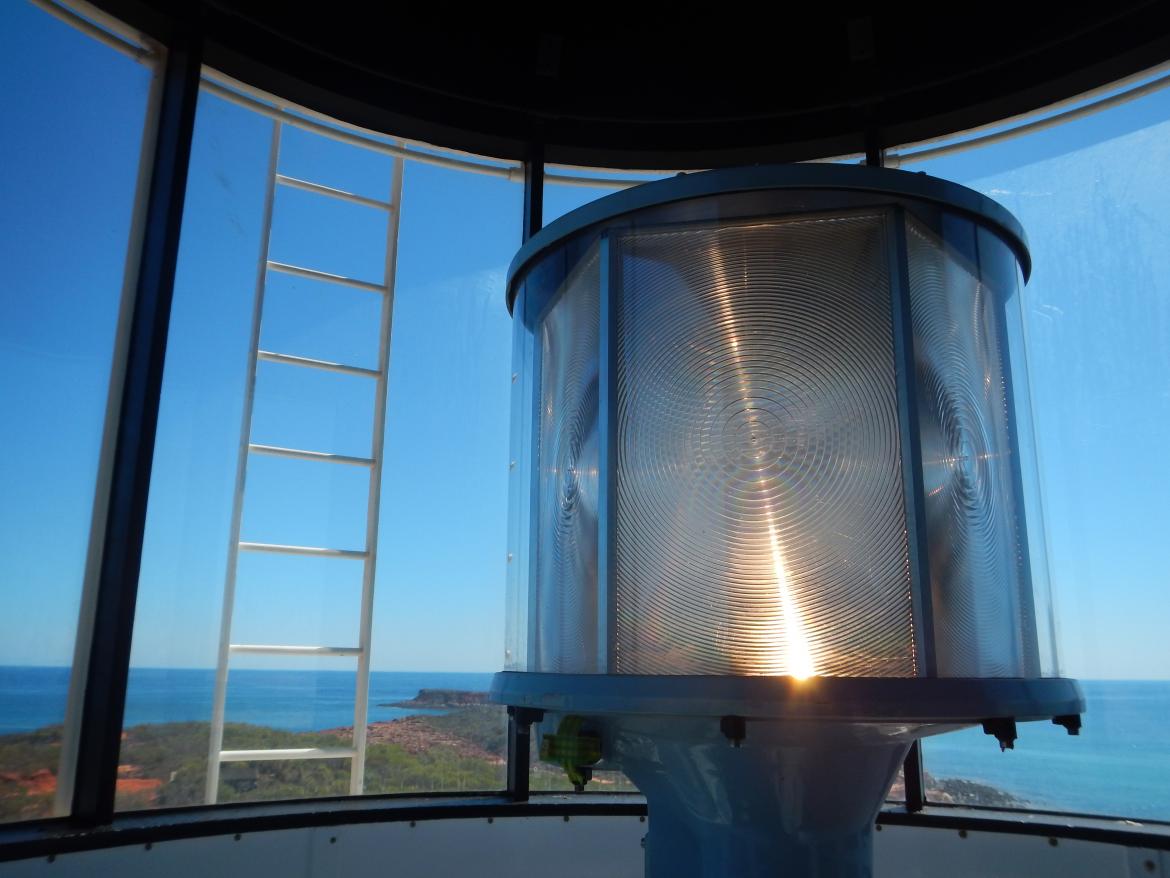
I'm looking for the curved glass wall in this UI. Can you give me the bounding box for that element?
[113,81,520,810]
[0,1,157,823]
[0,0,1166,832]
[902,79,1170,821]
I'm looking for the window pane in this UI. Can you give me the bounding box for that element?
[117,85,271,812]
[543,170,670,226]
[0,5,154,823]
[364,160,518,794]
[910,84,1170,821]
[544,180,624,224]
[118,85,519,811]
[886,764,906,804]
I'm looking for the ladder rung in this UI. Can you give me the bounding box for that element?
[219,748,356,763]
[256,349,380,379]
[249,444,374,467]
[229,644,363,656]
[276,174,393,212]
[238,542,368,560]
[267,260,385,294]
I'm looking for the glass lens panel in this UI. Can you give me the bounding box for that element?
[907,215,1038,678]
[906,215,1039,678]
[613,214,913,677]
[0,4,154,823]
[534,243,602,673]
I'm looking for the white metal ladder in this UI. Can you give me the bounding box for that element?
[206,118,404,803]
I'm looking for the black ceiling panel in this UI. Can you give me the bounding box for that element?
[91,1,1170,167]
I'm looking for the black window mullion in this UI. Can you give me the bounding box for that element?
[903,740,926,813]
[507,145,545,801]
[70,28,203,827]
[522,145,544,243]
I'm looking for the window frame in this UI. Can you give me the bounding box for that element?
[3,0,1169,856]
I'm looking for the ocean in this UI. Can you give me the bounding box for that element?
[1,669,1166,822]
[0,667,495,735]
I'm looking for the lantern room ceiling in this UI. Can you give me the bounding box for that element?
[96,1,1170,168]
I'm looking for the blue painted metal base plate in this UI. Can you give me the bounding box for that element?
[491,672,1083,722]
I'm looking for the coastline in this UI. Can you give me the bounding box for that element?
[0,687,1029,822]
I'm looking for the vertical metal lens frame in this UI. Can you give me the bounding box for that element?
[70,30,203,826]
[887,208,937,677]
[597,235,615,673]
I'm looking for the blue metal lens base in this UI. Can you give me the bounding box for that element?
[491,671,1084,723]
[615,716,909,878]
[494,673,1083,877]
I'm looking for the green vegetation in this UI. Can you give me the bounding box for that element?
[922,773,1026,809]
[0,726,60,821]
[0,708,509,820]
[422,704,506,756]
[0,695,1018,821]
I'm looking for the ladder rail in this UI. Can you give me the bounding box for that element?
[275,173,392,211]
[248,443,374,467]
[220,748,356,762]
[255,349,380,379]
[350,152,405,796]
[206,119,283,804]
[205,125,404,804]
[267,260,385,294]
[237,541,368,559]
[229,644,362,656]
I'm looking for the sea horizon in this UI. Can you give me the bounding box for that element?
[2,668,1167,821]
[0,666,498,736]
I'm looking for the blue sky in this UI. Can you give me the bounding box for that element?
[1,2,1168,683]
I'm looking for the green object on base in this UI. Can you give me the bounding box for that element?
[539,715,602,790]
